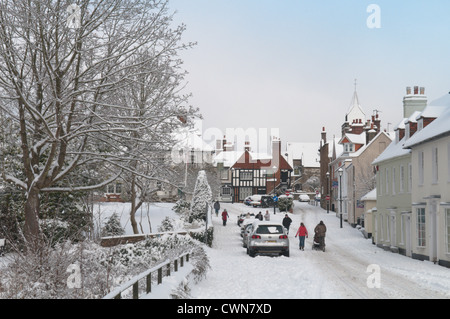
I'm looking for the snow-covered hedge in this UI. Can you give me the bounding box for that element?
[0,234,208,299]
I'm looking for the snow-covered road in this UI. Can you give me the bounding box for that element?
[190,202,450,299]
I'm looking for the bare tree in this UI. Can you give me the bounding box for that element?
[0,0,197,245]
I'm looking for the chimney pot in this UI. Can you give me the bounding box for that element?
[406,87,411,95]
[414,86,419,95]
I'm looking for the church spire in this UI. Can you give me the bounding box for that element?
[346,79,366,125]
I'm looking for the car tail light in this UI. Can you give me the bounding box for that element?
[279,235,288,239]
[252,235,261,239]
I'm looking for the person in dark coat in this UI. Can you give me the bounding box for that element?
[255,212,263,221]
[213,201,220,217]
[314,221,327,248]
[282,214,293,234]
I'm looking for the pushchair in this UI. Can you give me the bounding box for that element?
[312,233,325,252]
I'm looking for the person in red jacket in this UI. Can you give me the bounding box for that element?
[221,209,229,226]
[295,222,308,250]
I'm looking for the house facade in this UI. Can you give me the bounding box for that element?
[371,87,427,256]
[230,137,293,202]
[326,86,391,226]
[403,96,450,267]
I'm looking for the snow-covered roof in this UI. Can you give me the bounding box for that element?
[340,133,366,145]
[349,131,393,159]
[361,188,376,201]
[285,142,320,168]
[372,135,410,165]
[403,105,450,149]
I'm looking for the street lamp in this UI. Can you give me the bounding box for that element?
[272,165,277,215]
[326,172,330,214]
[338,167,343,228]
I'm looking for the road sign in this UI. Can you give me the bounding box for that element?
[273,195,278,202]
[326,195,330,201]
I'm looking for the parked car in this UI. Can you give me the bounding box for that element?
[250,194,274,208]
[249,195,263,207]
[237,213,255,227]
[244,196,252,206]
[299,194,310,202]
[246,221,290,257]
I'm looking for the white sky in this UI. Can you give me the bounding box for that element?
[168,0,450,152]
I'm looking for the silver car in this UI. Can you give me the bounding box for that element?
[247,221,290,257]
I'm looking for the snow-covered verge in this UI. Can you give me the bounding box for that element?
[190,202,450,299]
[0,202,209,299]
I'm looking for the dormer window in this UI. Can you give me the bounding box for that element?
[418,118,423,131]
[344,143,354,152]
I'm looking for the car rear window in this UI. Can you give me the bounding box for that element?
[256,225,283,234]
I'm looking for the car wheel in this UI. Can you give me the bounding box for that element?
[283,250,290,257]
[248,249,256,257]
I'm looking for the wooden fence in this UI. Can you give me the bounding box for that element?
[102,251,192,299]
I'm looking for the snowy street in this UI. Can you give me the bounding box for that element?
[190,202,450,299]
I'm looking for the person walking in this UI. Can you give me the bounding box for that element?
[213,200,220,217]
[264,210,270,221]
[282,214,293,234]
[295,222,308,250]
[314,220,327,250]
[221,209,229,226]
[255,212,263,221]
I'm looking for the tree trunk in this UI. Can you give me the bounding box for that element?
[24,187,41,247]
[130,176,139,234]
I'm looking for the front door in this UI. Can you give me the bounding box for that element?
[402,213,412,257]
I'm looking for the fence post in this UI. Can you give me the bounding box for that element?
[158,267,162,284]
[167,263,171,277]
[133,281,139,299]
[146,273,152,294]
[174,259,178,272]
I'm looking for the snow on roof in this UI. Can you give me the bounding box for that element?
[361,188,377,201]
[340,133,367,145]
[285,142,320,168]
[372,135,410,165]
[403,104,450,148]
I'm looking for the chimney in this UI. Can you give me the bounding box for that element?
[222,136,227,151]
[374,113,381,133]
[366,123,377,144]
[403,85,427,118]
[272,136,281,161]
[321,127,327,144]
[244,141,251,152]
[420,87,425,95]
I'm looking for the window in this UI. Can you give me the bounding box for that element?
[448,142,450,182]
[432,147,438,184]
[385,168,389,195]
[418,151,424,185]
[345,143,354,152]
[408,163,412,193]
[392,167,396,195]
[221,187,231,196]
[400,165,405,193]
[240,170,253,181]
[417,207,426,247]
[446,209,450,253]
[239,187,253,201]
